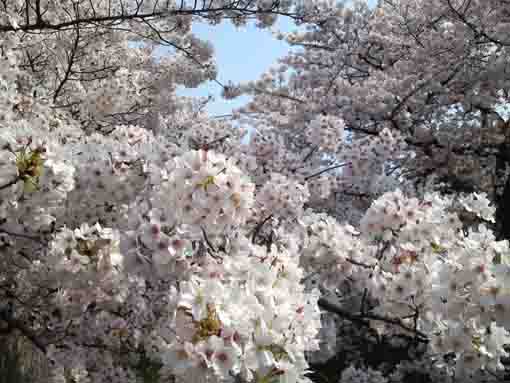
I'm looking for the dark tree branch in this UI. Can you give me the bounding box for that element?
[0,313,47,353]
[0,177,20,191]
[305,162,351,181]
[251,214,273,244]
[318,295,429,342]
[53,23,80,101]
[0,4,301,32]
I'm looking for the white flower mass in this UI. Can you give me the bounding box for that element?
[1,1,510,383]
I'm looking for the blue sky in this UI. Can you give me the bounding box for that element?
[177,18,295,116]
[177,1,377,116]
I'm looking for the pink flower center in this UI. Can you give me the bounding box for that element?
[216,352,229,363]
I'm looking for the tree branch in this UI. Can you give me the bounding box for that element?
[0,314,46,353]
[0,176,20,191]
[318,295,428,342]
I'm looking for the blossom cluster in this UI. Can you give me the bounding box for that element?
[3,119,510,383]
[151,237,322,383]
[352,191,510,379]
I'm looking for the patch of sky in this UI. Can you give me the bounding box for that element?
[174,17,296,117]
[171,0,378,116]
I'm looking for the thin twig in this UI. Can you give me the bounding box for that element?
[345,258,373,269]
[0,176,20,191]
[204,135,230,149]
[251,214,273,244]
[0,228,45,243]
[201,226,216,253]
[305,162,351,181]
